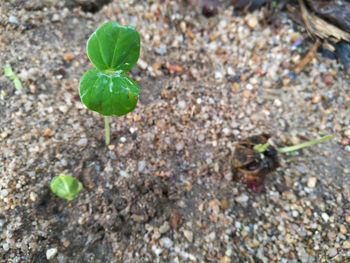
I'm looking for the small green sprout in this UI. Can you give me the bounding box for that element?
[4,64,22,90]
[79,21,141,146]
[50,174,83,201]
[254,134,333,155]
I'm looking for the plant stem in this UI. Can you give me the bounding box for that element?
[277,135,332,153]
[104,116,110,146]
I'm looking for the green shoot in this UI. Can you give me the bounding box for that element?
[79,21,141,146]
[50,174,83,201]
[4,64,22,90]
[104,116,110,146]
[253,135,332,155]
[277,135,333,153]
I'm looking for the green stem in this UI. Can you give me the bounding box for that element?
[104,116,110,146]
[277,135,332,153]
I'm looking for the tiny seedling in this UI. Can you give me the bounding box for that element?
[4,64,22,90]
[233,134,332,190]
[50,174,83,201]
[79,21,141,145]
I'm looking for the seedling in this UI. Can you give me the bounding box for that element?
[4,64,21,90]
[79,21,141,145]
[233,134,332,190]
[50,174,83,201]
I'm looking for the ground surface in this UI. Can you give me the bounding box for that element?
[1,0,350,262]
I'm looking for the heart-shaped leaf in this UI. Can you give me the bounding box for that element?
[79,69,140,116]
[87,21,140,72]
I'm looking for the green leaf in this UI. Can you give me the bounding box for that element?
[79,69,140,116]
[50,174,83,201]
[87,21,140,72]
[4,64,13,77]
[13,78,22,90]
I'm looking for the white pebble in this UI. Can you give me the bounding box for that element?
[30,192,38,202]
[76,138,87,147]
[9,16,19,25]
[1,189,8,197]
[227,67,234,76]
[46,248,58,260]
[178,101,186,109]
[176,142,184,151]
[236,194,249,203]
[119,170,129,178]
[137,59,148,70]
[321,212,329,222]
[151,245,163,256]
[160,237,173,248]
[215,71,223,80]
[3,243,9,251]
[222,127,231,136]
[307,177,317,188]
[138,161,146,172]
[183,230,193,242]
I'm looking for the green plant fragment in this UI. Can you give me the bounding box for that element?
[253,142,270,153]
[87,21,140,72]
[277,135,333,153]
[4,64,13,77]
[79,69,140,116]
[50,174,83,201]
[13,78,22,90]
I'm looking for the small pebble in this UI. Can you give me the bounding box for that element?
[137,59,148,70]
[307,177,317,188]
[322,213,329,222]
[339,224,347,234]
[1,132,8,139]
[312,94,322,104]
[63,52,75,62]
[30,192,38,202]
[344,130,350,137]
[340,137,349,145]
[155,44,167,55]
[159,237,173,248]
[176,141,184,151]
[327,248,337,258]
[343,240,350,249]
[345,146,350,153]
[138,161,146,172]
[323,75,334,85]
[76,138,88,147]
[159,222,170,234]
[183,230,193,242]
[46,248,58,260]
[247,15,258,29]
[2,243,9,251]
[236,194,249,203]
[9,16,19,25]
[52,14,60,22]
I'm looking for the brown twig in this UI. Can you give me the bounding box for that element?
[293,39,320,73]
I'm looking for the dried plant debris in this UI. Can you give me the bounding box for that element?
[296,0,350,70]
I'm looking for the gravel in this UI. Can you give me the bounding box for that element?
[1,0,350,262]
